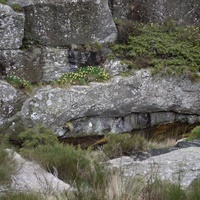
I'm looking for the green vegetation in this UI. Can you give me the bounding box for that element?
[6,67,110,90]
[0,1,23,12]
[0,192,44,200]
[187,125,200,140]
[18,125,59,149]
[53,66,110,85]
[0,0,7,4]
[111,20,200,79]
[6,75,30,89]
[0,147,14,185]
[103,133,147,158]
[1,126,200,199]
[21,143,108,190]
[142,178,186,200]
[10,3,23,12]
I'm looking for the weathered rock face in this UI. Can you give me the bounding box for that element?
[0,0,116,83]
[110,0,200,24]
[0,4,24,49]
[0,81,27,133]
[0,49,42,83]
[16,69,200,136]
[23,0,117,46]
[108,147,200,187]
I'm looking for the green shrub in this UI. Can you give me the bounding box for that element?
[0,147,14,185]
[53,66,110,85]
[103,133,147,158]
[6,75,30,89]
[18,125,59,149]
[142,179,186,200]
[21,143,106,188]
[0,0,7,4]
[0,192,44,200]
[10,3,23,12]
[188,125,200,140]
[111,22,200,79]
[187,177,200,200]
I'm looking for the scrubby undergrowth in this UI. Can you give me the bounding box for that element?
[0,125,200,199]
[111,19,200,80]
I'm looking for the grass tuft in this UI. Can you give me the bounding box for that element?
[103,133,147,158]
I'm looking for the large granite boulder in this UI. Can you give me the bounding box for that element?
[18,69,200,135]
[108,147,200,187]
[0,4,24,49]
[23,0,117,46]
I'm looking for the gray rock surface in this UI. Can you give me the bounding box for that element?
[110,0,200,24]
[18,69,200,135]
[23,0,117,46]
[6,149,75,194]
[0,81,27,129]
[103,59,129,76]
[0,49,42,83]
[108,147,200,187]
[0,4,24,49]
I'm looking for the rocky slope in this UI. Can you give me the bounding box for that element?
[0,0,200,139]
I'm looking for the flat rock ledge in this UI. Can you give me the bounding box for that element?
[108,147,200,188]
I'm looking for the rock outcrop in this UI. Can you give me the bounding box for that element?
[110,0,200,24]
[14,69,200,136]
[23,0,117,46]
[108,147,200,187]
[0,4,24,50]
[0,81,27,135]
[0,0,200,139]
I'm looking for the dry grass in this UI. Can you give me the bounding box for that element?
[147,138,177,150]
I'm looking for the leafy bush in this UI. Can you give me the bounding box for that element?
[111,22,200,79]
[188,125,200,140]
[18,125,59,149]
[6,75,30,89]
[103,133,147,158]
[53,66,110,85]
